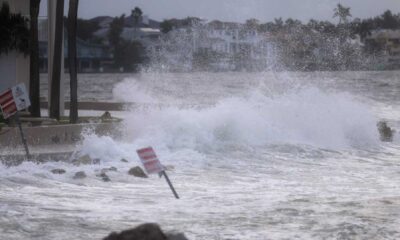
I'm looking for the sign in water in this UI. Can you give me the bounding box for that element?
[136,147,180,199]
[0,83,31,119]
[0,83,31,159]
[137,147,165,174]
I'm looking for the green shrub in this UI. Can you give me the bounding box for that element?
[0,2,30,56]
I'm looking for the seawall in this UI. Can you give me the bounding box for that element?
[0,122,122,147]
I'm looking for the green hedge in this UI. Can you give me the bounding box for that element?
[0,2,30,56]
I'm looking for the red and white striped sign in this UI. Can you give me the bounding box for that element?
[136,147,165,174]
[0,83,30,119]
[0,89,17,119]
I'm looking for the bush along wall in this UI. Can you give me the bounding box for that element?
[0,2,30,56]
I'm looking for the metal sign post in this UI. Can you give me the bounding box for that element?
[14,112,30,159]
[161,170,179,199]
[137,147,180,199]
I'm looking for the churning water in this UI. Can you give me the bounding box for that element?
[2,71,400,239]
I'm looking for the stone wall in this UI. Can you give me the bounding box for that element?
[0,122,122,147]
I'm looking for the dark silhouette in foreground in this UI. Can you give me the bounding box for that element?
[103,223,188,240]
[377,121,395,142]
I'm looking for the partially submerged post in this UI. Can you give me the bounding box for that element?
[161,170,179,199]
[136,147,180,199]
[15,112,30,158]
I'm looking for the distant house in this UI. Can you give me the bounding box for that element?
[39,38,112,73]
[38,19,112,73]
[92,15,161,46]
[121,27,161,44]
[204,20,266,57]
[90,16,114,28]
[92,15,162,63]
[157,19,275,71]
[124,15,160,29]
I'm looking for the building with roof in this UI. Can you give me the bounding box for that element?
[123,15,160,29]
[155,20,276,71]
[120,27,161,44]
[39,37,112,73]
[90,16,114,28]
[38,18,112,73]
[92,17,162,47]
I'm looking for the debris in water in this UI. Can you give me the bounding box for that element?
[72,155,93,166]
[377,121,394,142]
[73,171,87,179]
[101,167,117,173]
[97,172,111,182]
[101,111,112,120]
[51,169,66,174]
[128,166,148,178]
[72,154,100,165]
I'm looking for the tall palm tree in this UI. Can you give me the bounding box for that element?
[29,0,41,117]
[49,0,64,120]
[333,4,351,25]
[68,0,79,123]
[131,7,142,39]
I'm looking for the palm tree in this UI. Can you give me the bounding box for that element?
[132,7,142,26]
[108,14,125,69]
[68,0,79,123]
[49,0,64,120]
[29,0,41,117]
[131,7,142,39]
[245,18,259,30]
[333,3,351,24]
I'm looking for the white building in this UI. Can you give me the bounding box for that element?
[121,27,161,44]
[366,29,400,67]
[157,20,275,71]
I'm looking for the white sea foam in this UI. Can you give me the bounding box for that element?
[112,78,156,103]
[114,86,379,150]
[2,72,400,240]
[74,80,381,170]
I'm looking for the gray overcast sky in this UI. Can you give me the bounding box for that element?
[40,0,400,23]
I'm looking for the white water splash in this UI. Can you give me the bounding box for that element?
[2,72,400,240]
[113,86,379,151]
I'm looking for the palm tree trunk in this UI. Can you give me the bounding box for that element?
[68,0,79,123]
[49,0,64,120]
[29,0,41,117]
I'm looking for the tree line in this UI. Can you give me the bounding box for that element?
[2,3,400,122]
[157,4,400,71]
[160,5,400,38]
[107,8,148,72]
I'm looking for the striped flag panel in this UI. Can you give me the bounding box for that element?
[136,147,164,174]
